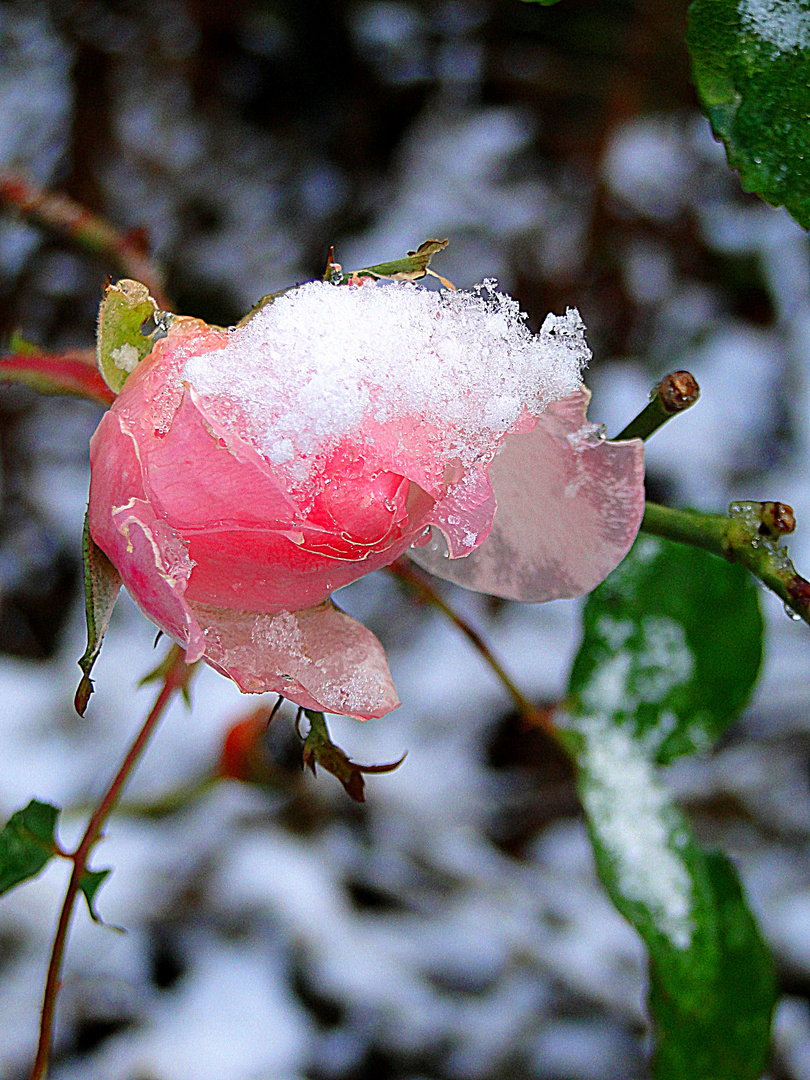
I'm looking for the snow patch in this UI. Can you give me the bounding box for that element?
[181,280,587,483]
[576,716,695,949]
[739,0,810,53]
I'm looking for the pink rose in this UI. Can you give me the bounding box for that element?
[89,281,644,719]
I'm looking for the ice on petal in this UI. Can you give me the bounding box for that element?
[410,390,645,601]
[426,467,497,557]
[189,600,401,719]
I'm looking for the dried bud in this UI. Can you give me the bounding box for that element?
[658,371,700,414]
[758,501,796,538]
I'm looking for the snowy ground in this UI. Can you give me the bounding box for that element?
[2,2,810,1078]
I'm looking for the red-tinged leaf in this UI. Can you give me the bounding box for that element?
[0,349,115,405]
[299,709,406,803]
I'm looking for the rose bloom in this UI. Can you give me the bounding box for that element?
[89,280,644,718]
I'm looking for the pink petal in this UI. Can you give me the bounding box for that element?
[426,466,497,557]
[410,390,645,601]
[188,599,401,720]
[140,387,299,531]
[88,410,206,660]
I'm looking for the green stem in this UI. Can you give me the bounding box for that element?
[29,646,194,1080]
[615,370,700,442]
[641,501,810,626]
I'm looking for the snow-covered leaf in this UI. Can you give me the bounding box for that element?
[564,536,772,1077]
[579,735,775,1080]
[0,800,60,896]
[647,852,774,1080]
[687,0,810,229]
[568,535,763,764]
[97,278,169,393]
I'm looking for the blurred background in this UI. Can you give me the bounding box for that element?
[2,1,810,1077]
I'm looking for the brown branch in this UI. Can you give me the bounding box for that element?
[387,559,554,731]
[0,171,170,310]
[29,645,194,1080]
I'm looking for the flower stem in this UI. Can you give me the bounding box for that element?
[0,171,170,310]
[641,500,810,625]
[615,370,700,442]
[388,559,550,727]
[29,645,194,1080]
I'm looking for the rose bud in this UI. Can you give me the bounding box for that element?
[88,280,644,718]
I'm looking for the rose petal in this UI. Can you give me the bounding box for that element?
[188,599,401,720]
[140,387,299,531]
[426,466,497,557]
[182,526,419,613]
[410,390,645,601]
[88,410,206,660]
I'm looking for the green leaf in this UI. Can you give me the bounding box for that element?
[75,509,122,716]
[0,800,60,895]
[575,720,775,1080]
[299,710,405,803]
[97,278,171,393]
[568,535,764,764]
[565,536,773,1077]
[347,238,450,283]
[687,0,810,229]
[78,867,119,928]
[649,852,775,1080]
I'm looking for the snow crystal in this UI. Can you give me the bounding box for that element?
[181,280,587,481]
[111,342,140,372]
[739,0,810,53]
[576,716,695,949]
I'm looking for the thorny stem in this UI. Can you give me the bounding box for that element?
[0,171,171,310]
[29,645,194,1080]
[641,501,810,626]
[615,370,701,442]
[387,559,554,731]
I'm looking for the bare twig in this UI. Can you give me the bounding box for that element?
[29,645,195,1080]
[387,558,553,730]
[0,171,170,310]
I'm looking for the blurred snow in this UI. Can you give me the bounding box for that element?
[0,3,810,1079]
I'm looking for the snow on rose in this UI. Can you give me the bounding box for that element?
[88,279,645,718]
